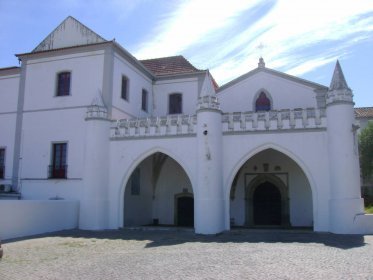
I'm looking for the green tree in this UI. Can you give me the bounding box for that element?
[359,121,373,178]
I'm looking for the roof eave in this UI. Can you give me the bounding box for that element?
[112,42,154,80]
[217,67,328,93]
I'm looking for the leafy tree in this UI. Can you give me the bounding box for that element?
[359,121,373,178]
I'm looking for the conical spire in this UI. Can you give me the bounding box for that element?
[200,71,216,97]
[326,60,353,105]
[329,60,350,91]
[197,71,220,110]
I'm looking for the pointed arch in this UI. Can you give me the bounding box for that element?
[225,143,317,229]
[118,146,195,227]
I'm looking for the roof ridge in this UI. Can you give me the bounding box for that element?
[139,55,184,61]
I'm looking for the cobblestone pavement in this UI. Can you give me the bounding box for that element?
[0,228,372,280]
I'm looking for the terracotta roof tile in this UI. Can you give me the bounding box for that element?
[140,55,201,76]
[355,107,373,118]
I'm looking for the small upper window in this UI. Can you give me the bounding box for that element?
[141,89,148,112]
[169,93,182,114]
[57,72,71,96]
[121,76,129,100]
[255,92,271,111]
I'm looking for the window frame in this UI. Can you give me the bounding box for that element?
[56,71,72,97]
[49,142,68,179]
[141,89,148,112]
[253,89,272,112]
[168,93,183,115]
[121,75,129,101]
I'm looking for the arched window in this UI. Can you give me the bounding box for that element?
[255,92,271,111]
[169,93,182,114]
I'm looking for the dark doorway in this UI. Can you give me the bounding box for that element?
[253,182,281,225]
[177,196,194,227]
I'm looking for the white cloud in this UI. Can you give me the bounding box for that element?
[132,0,373,85]
[134,0,261,59]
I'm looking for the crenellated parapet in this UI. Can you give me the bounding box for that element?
[197,95,220,111]
[110,107,327,139]
[222,108,326,133]
[111,115,197,139]
[86,105,109,120]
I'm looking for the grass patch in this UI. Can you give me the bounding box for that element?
[365,204,373,214]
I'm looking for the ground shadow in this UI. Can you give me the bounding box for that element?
[3,227,369,250]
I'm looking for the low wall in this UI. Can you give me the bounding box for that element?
[0,200,79,240]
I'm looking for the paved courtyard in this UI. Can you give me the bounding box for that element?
[0,228,372,280]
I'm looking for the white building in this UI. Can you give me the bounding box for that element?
[0,16,372,235]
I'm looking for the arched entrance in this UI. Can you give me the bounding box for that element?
[123,152,194,227]
[253,182,281,225]
[230,148,313,228]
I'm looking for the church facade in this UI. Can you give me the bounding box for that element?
[1,16,372,234]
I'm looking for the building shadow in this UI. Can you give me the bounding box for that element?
[3,227,368,250]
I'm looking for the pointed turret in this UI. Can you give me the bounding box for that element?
[326,60,353,105]
[197,71,220,111]
[326,59,364,233]
[195,70,224,234]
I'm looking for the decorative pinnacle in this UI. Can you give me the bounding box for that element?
[258,57,265,68]
[197,71,220,110]
[326,60,353,105]
[329,60,350,91]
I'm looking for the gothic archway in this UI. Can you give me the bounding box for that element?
[122,152,194,227]
[229,148,313,229]
[246,174,290,226]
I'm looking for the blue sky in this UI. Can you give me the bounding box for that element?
[1,0,372,107]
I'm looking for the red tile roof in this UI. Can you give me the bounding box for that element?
[140,55,201,76]
[355,107,373,118]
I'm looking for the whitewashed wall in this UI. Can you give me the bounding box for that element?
[0,71,20,184]
[20,109,86,200]
[153,76,201,116]
[0,200,79,240]
[112,53,153,119]
[218,71,321,113]
[23,51,105,110]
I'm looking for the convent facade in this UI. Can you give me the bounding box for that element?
[1,16,372,234]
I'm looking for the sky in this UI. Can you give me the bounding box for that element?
[1,0,372,107]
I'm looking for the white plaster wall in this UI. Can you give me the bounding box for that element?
[218,71,319,113]
[0,73,19,113]
[112,53,153,119]
[0,200,79,240]
[222,130,330,232]
[23,51,105,111]
[20,109,86,200]
[153,77,200,116]
[230,149,313,227]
